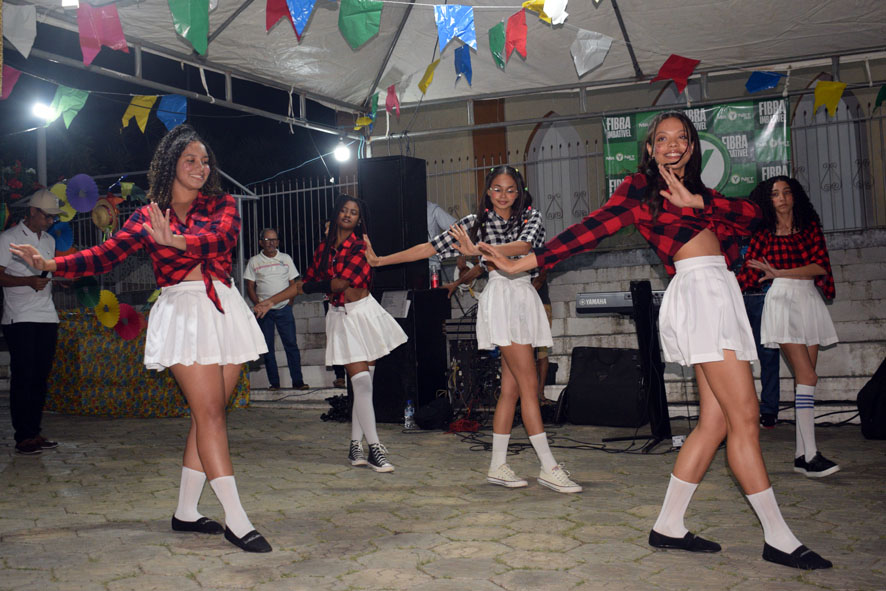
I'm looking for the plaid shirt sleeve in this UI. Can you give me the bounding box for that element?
[53,207,147,277]
[535,177,639,269]
[303,242,326,283]
[735,231,769,291]
[338,238,372,290]
[517,208,546,248]
[430,214,476,258]
[802,223,836,299]
[181,193,241,259]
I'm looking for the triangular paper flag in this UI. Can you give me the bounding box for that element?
[354,116,373,130]
[505,9,527,61]
[369,93,379,120]
[339,0,383,50]
[2,3,37,58]
[385,84,400,118]
[522,0,551,24]
[488,22,506,70]
[77,2,129,66]
[267,0,298,35]
[168,0,210,55]
[419,59,441,95]
[543,0,568,25]
[745,71,783,94]
[875,85,886,111]
[813,80,847,117]
[454,45,472,86]
[286,0,317,37]
[434,5,477,52]
[1,66,23,101]
[48,85,89,129]
[122,95,159,132]
[651,54,700,94]
[157,94,187,130]
[570,29,612,77]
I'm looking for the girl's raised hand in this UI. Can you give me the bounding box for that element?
[144,203,176,246]
[658,164,703,208]
[448,224,480,256]
[363,234,381,267]
[9,243,50,271]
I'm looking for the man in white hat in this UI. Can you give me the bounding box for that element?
[0,188,64,455]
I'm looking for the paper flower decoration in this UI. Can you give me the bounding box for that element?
[66,174,100,212]
[48,221,74,252]
[50,183,78,222]
[75,276,101,308]
[95,289,121,328]
[114,303,143,340]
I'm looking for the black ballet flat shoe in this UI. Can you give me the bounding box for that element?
[763,543,832,570]
[224,527,272,553]
[171,516,224,535]
[649,530,721,553]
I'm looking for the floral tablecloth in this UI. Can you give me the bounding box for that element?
[46,310,250,417]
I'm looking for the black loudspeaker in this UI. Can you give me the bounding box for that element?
[565,347,649,428]
[357,156,428,291]
[371,289,451,423]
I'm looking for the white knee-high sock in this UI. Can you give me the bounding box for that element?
[490,433,510,470]
[209,475,254,538]
[174,466,207,522]
[652,474,698,538]
[350,367,376,442]
[528,432,557,472]
[795,384,817,461]
[746,487,802,553]
[351,371,379,445]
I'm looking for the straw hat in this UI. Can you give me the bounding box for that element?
[91,197,119,233]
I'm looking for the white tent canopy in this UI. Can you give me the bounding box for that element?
[22,1,886,121]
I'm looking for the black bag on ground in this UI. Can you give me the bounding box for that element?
[414,397,452,430]
[857,357,886,440]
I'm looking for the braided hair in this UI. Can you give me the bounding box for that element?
[638,111,708,219]
[320,194,370,274]
[468,165,533,244]
[147,124,223,209]
[753,176,821,233]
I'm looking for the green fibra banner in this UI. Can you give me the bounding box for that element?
[603,98,791,198]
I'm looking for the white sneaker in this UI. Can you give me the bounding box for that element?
[487,463,528,488]
[538,463,582,493]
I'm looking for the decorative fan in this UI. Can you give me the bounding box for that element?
[114,303,143,340]
[74,276,101,308]
[48,221,73,252]
[94,290,120,328]
[65,174,99,212]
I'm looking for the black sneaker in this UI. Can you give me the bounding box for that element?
[348,440,368,467]
[367,443,394,473]
[802,452,840,478]
[760,414,777,428]
[793,456,808,474]
[14,439,42,455]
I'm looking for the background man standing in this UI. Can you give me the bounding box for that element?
[0,189,64,455]
[244,228,309,390]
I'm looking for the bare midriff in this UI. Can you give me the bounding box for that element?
[672,228,722,262]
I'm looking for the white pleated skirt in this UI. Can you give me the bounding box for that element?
[761,278,838,348]
[325,295,408,365]
[144,280,267,371]
[476,270,553,350]
[658,256,757,367]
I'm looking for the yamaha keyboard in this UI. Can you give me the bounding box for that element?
[576,290,664,315]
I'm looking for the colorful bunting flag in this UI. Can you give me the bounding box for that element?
[157,94,188,130]
[505,10,528,61]
[369,93,379,120]
[570,29,612,77]
[1,65,23,101]
[3,3,37,58]
[522,0,551,24]
[77,2,129,66]
[354,116,373,130]
[286,0,317,37]
[266,0,298,36]
[875,86,886,111]
[543,0,568,25]
[813,80,847,117]
[651,54,700,94]
[168,0,210,55]
[454,45,472,86]
[122,95,159,132]
[433,5,477,52]
[385,84,400,118]
[488,22,506,70]
[419,59,441,95]
[48,85,89,129]
[745,71,783,94]
[339,0,383,50]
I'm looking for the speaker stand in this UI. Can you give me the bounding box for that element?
[601,280,671,454]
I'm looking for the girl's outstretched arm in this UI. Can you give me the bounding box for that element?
[478,243,538,274]
[364,234,436,267]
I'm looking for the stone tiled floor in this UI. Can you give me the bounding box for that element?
[1,400,884,590]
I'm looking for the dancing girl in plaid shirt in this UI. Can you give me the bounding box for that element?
[481,113,831,570]
[365,165,582,494]
[11,125,272,553]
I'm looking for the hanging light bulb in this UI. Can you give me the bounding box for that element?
[333,138,350,162]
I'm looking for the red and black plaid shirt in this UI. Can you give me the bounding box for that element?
[303,232,371,307]
[53,192,240,312]
[535,173,760,275]
[736,222,835,299]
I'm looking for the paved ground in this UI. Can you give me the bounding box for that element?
[1,391,885,591]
